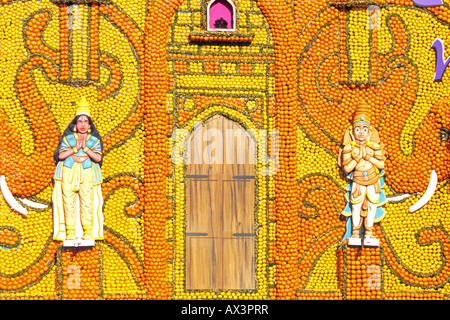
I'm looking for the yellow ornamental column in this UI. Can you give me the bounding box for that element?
[54,0,100,83]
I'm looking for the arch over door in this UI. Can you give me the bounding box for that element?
[185,114,256,290]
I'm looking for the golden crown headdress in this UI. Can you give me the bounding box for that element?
[75,97,90,117]
[352,100,371,126]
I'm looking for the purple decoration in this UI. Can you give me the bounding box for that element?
[412,0,444,7]
[209,0,233,30]
[431,38,450,82]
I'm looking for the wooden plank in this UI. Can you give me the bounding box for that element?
[186,121,214,176]
[184,114,256,290]
[186,179,221,237]
[222,115,256,178]
[186,237,221,290]
[222,180,254,238]
[222,238,255,289]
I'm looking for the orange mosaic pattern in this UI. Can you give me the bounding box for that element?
[60,246,101,299]
[0,0,146,299]
[337,246,383,300]
[0,0,450,300]
[295,1,450,300]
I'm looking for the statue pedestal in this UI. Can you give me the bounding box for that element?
[347,237,362,247]
[347,236,380,247]
[337,245,383,300]
[63,239,95,247]
[363,237,380,247]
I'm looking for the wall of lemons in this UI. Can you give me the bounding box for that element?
[0,0,450,300]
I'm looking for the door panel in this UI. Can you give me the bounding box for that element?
[222,238,255,289]
[186,237,221,290]
[222,180,254,237]
[186,179,221,237]
[185,114,256,290]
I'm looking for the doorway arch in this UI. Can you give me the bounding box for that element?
[184,114,256,290]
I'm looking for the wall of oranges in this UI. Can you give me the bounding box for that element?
[1,0,450,300]
[166,0,276,300]
[0,0,147,299]
[295,0,450,300]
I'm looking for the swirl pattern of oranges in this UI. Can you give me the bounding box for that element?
[0,0,450,300]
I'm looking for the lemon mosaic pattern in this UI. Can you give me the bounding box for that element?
[166,0,276,300]
[0,0,145,299]
[1,0,450,300]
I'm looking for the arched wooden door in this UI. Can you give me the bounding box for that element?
[185,114,256,290]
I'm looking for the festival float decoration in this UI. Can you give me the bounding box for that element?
[0,0,449,300]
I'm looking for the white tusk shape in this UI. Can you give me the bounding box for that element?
[386,193,411,202]
[0,175,28,215]
[20,198,48,209]
[409,170,438,213]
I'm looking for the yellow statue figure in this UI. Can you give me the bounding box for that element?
[338,101,387,247]
[52,97,104,244]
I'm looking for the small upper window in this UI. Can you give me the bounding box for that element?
[207,0,236,31]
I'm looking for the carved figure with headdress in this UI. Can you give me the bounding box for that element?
[52,97,104,242]
[338,100,387,246]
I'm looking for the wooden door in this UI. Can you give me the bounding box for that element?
[185,115,256,290]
